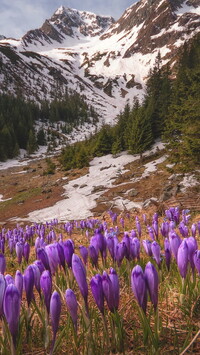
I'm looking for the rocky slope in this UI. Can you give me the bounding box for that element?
[0,0,200,123]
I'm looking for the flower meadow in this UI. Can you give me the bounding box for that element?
[0,207,200,354]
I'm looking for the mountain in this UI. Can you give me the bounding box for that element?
[21,7,114,49]
[0,0,200,123]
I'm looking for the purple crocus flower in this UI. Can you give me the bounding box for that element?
[145,262,159,311]
[116,241,127,266]
[193,250,200,275]
[45,244,60,274]
[160,222,169,238]
[122,233,130,260]
[24,265,35,307]
[40,270,52,314]
[37,248,51,272]
[5,274,14,286]
[23,242,30,263]
[151,241,161,267]
[63,240,74,268]
[79,246,88,265]
[179,222,189,237]
[102,271,115,312]
[191,223,197,238]
[14,270,23,299]
[148,227,155,241]
[164,238,171,271]
[131,265,147,313]
[152,221,159,239]
[169,232,181,260]
[15,242,23,264]
[142,240,152,257]
[0,274,6,317]
[0,253,6,274]
[186,237,198,273]
[72,254,88,312]
[177,240,189,279]
[56,242,66,271]
[89,245,98,267]
[31,264,41,296]
[109,268,119,311]
[130,238,140,260]
[3,284,20,346]
[34,259,45,274]
[90,274,104,314]
[50,291,61,354]
[65,289,78,331]
[106,235,115,261]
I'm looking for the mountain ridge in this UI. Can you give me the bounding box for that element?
[0,0,200,123]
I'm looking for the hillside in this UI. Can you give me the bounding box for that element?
[0,0,200,122]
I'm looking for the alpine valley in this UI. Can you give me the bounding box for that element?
[1,0,200,122]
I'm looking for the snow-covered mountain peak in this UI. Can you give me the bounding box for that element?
[1,0,200,124]
[21,6,114,49]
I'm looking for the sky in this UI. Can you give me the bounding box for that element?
[0,0,138,39]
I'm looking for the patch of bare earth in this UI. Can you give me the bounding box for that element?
[0,156,89,227]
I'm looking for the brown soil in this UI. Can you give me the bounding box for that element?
[0,156,89,227]
[0,151,200,228]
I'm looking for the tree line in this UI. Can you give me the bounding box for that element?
[0,91,98,161]
[60,34,200,171]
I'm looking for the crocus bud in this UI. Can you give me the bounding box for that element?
[0,253,6,274]
[145,262,159,311]
[191,223,197,237]
[90,274,104,314]
[177,239,189,279]
[40,270,52,314]
[79,246,88,265]
[186,237,198,273]
[102,271,114,312]
[106,235,115,261]
[116,242,126,266]
[131,265,147,313]
[34,259,45,274]
[109,268,119,311]
[3,284,20,346]
[15,242,23,264]
[63,240,74,268]
[45,244,60,275]
[0,274,6,317]
[14,270,23,299]
[31,264,41,296]
[142,240,152,257]
[37,248,50,271]
[5,274,14,286]
[95,231,105,258]
[89,245,98,267]
[72,254,88,309]
[57,242,66,271]
[23,242,30,263]
[169,232,181,260]
[151,241,161,267]
[24,265,34,307]
[193,250,200,275]
[148,227,155,241]
[50,291,61,352]
[164,238,171,271]
[160,222,169,238]
[65,289,78,331]
[122,233,130,260]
